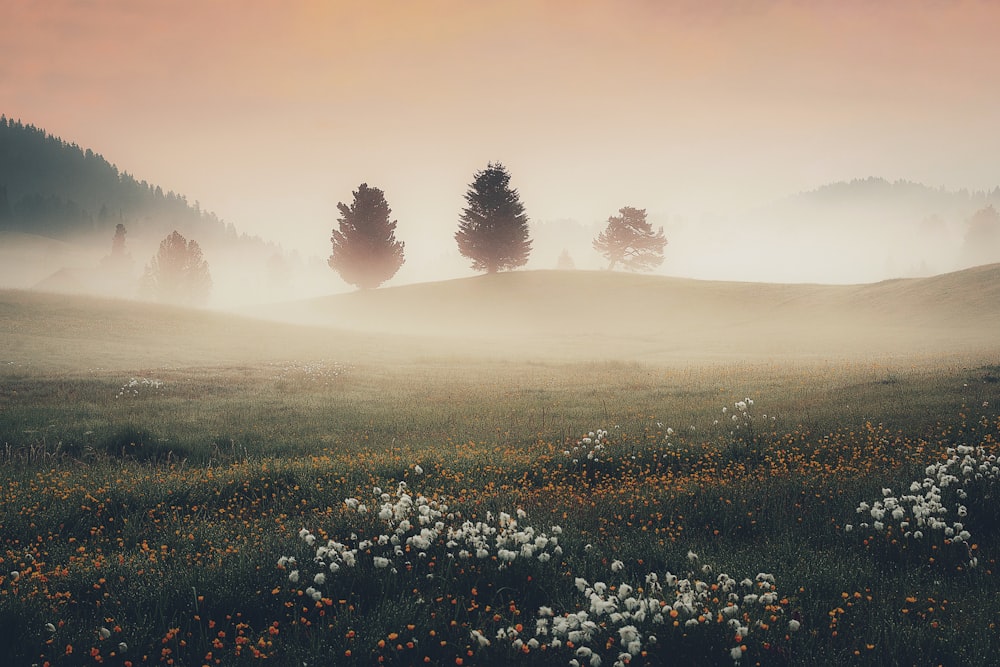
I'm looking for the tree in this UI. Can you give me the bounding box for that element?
[556,248,576,270]
[959,204,1000,268]
[139,230,212,306]
[454,162,531,273]
[328,183,405,289]
[592,206,667,271]
[99,222,135,278]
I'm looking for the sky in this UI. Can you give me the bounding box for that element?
[4,0,1000,284]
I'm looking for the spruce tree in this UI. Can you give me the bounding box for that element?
[328,183,405,289]
[593,206,667,271]
[454,163,531,273]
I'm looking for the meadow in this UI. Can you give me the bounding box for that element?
[1,271,999,667]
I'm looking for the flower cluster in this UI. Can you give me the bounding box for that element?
[563,429,610,464]
[847,444,999,566]
[721,398,765,439]
[498,552,794,666]
[279,481,566,587]
[115,376,164,398]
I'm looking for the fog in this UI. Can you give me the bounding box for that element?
[4,177,999,312]
[4,2,1000,308]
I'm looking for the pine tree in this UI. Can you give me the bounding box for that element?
[100,223,134,276]
[593,206,667,271]
[328,183,405,289]
[139,230,212,306]
[454,163,531,273]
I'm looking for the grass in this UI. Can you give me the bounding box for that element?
[1,275,999,666]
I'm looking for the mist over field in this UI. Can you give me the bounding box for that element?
[5,2,1000,666]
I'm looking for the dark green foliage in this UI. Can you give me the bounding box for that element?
[139,230,212,306]
[0,115,231,242]
[328,183,405,289]
[593,206,667,271]
[454,162,532,273]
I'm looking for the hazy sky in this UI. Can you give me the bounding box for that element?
[4,0,1000,276]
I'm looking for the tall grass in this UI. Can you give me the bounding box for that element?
[1,357,998,665]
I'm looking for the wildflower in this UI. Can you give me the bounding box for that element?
[314,573,326,585]
[413,465,423,475]
[45,623,57,633]
[687,550,698,562]
[288,570,300,583]
[611,559,624,572]
[373,557,390,569]
[731,646,743,662]
[118,642,128,652]
[788,619,801,632]
[99,627,112,639]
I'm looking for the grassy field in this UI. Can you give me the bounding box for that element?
[1,270,999,666]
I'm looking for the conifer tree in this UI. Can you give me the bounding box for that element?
[593,206,667,271]
[100,223,134,277]
[328,183,405,289]
[454,163,531,273]
[139,230,212,306]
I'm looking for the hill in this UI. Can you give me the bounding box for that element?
[251,266,1000,361]
[3,267,997,371]
[0,116,237,243]
[0,117,314,306]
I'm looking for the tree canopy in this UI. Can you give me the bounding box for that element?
[139,230,212,306]
[593,206,667,271]
[328,183,405,289]
[454,162,532,273]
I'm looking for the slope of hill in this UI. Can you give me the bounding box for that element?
[257,267,1000,361]
[3,266,997,371]
[0,289,411,372]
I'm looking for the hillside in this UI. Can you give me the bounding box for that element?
[3,267,998,371]
[252,266,1000,361]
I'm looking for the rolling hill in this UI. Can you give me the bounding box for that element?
[7,266,994,373]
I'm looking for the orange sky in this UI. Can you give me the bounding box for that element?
[4,0,1000,276]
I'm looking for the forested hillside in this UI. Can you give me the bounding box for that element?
[0,116,331,306]
[0,115,235,243]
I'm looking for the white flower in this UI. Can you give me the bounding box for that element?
[288,570,299,583]
[373,556,390,568]
[687,550,698,562]
[611,559,624,572]
[788,619,801,632]
[413,465,424,475]
[45,623,56,633]
[731,646,744,662]
[118,642,128,652]
[313,572,326,585]
[99,627,112,639]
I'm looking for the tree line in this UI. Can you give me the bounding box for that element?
[0,115,238,243]
[328,162,668,290]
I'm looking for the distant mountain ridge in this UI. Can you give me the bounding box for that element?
[787,177,1000,218]
[0,115,237,244]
